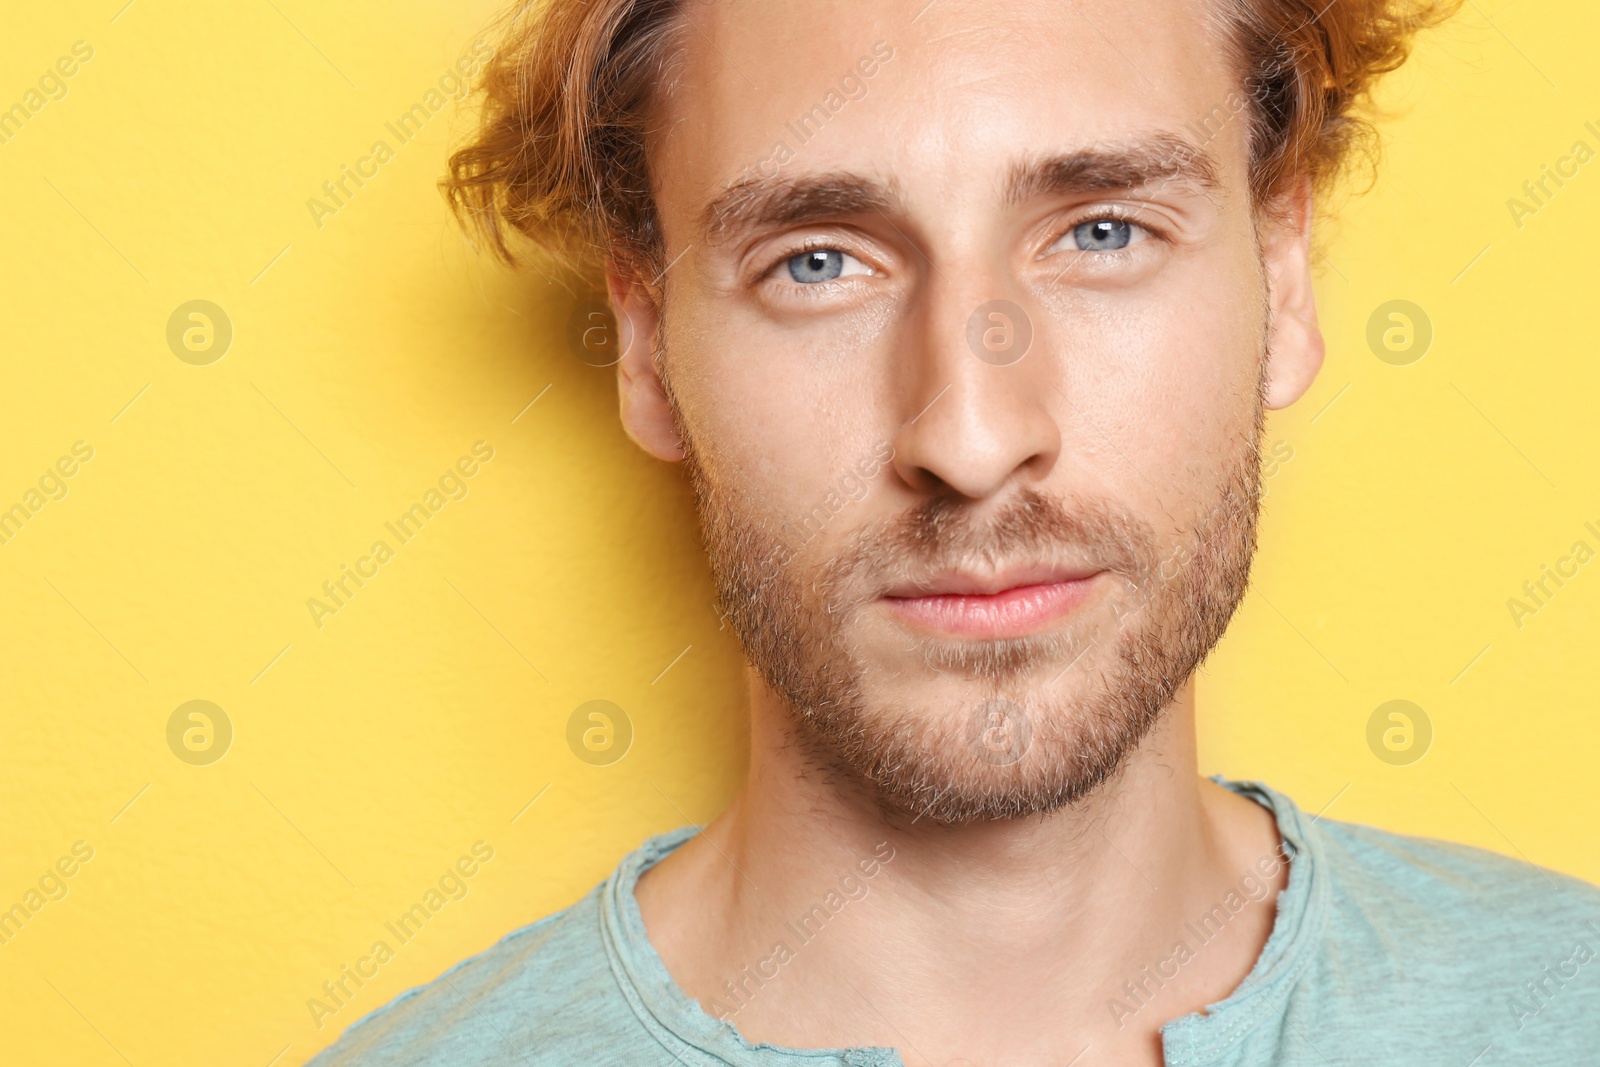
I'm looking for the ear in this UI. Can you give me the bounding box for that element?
[605,263,684,462]
[1260,177,1325,411]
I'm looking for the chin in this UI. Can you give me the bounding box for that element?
[801,659,1167,826]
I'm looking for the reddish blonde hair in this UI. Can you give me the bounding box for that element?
[443,0,1457,279]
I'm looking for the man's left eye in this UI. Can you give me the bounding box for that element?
[1054,218,1147,253]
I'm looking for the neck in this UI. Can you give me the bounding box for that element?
[635,670,1286,1066]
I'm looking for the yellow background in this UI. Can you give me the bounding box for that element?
[1,1,1595,1063]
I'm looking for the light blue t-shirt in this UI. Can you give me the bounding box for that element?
[307,779,1600,1065]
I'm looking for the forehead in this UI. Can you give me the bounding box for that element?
[651,0,1246,227]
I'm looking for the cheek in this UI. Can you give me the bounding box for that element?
[1040,268,1263,479]
[671,300,894,520]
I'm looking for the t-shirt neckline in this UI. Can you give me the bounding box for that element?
[598,777,1327,1066]
[1159,777,1331,1064]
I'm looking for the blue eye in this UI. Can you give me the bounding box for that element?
[788,249,845,283]
[1072,218,1135,251]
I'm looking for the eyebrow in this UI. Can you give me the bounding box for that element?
[702,176,899,245]
[699,134,1221,244]
[1002,135,1222,207]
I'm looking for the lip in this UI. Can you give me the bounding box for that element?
[880,566,1104,639]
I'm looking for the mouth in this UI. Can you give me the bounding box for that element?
[879,565,1105,640]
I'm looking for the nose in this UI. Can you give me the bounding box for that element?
[889,281,1062,501]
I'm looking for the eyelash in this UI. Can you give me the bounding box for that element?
[757,204,1165,289]
[759,237,872,293]
[1045,206,1164,256]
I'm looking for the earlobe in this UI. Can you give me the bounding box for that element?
[1263,296,1325,411]
[1261,180,1326,411]
[606,265,685,462]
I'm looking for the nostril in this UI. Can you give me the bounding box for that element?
[900,464,959,499]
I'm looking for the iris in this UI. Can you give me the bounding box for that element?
[788,249,845,283]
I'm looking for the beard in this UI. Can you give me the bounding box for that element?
[667,364,1267,827]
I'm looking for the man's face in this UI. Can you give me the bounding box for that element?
[613,0,1320,822]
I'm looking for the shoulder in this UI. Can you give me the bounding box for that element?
[1306,813,1600,1037]
[304,884,640,1066]
[1312,814,1600,934]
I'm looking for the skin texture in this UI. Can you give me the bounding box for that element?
[609,0,1326,1062]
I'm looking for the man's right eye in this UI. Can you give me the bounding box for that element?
[785,248,869,284]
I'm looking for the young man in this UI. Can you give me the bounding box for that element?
[311,0,1600,1063]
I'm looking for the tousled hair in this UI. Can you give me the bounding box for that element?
[442,0,1458,281]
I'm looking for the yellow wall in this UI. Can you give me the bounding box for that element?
[1,2,1595,1063]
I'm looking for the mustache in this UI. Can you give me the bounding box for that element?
[818,486,1159,605]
